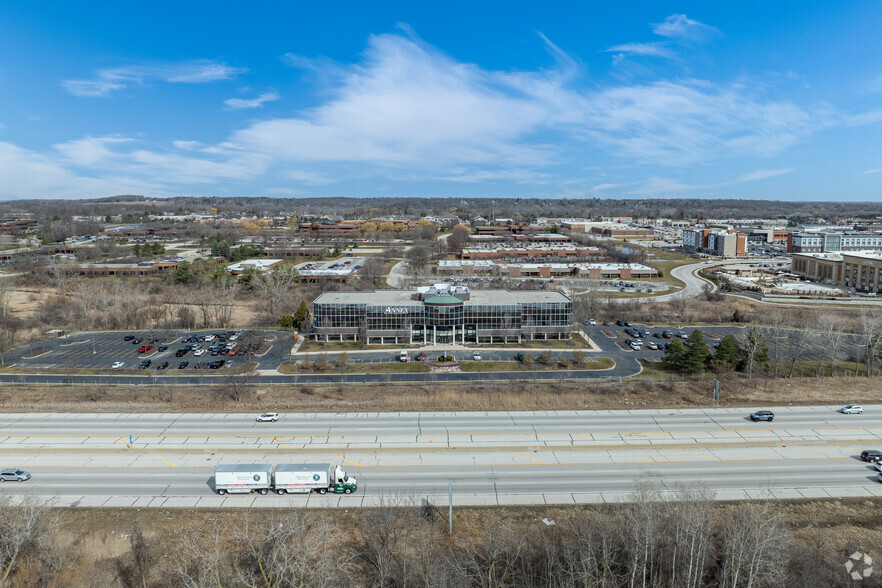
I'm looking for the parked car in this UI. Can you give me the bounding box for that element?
[256,412,279,422]
[415,353,426,361]
[132,338,142,344]
[225,360,234,368]
[588,319,596,325]
[472,351,482,361]
[177,361,189,369]
[516,352,525,362]
[156,361,169,370]
[204,334,216,342]
[158,345,168,352]
[647,342,658,350]
[0,468,30,482]
[137,345,152,353]
[860,450,882,462]
[840,405,863,414]
[138,359,152,369]
[123,335,135,341]
[194,349,206,356]
[749,410,774,422]
[616,320,625,326]
[111,361,125,369]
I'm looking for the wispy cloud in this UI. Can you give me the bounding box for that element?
[736,168,793,182]
[62,60,247,97]
[604,42,674,59]
[224,91,280,110]
[651,14,720,41]
[857,168,882,176]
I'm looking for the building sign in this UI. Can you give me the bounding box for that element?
[384,307,410,314]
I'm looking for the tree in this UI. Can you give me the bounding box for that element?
[293,301,309,331]
[713,334,740,370]
[738,327,769,376]
[663,337,688,371]
[682,329,710,373]
[405,243,433,275]
[173,261,192,283]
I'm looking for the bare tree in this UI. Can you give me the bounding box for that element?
[452,514,525,588]
[223,364,258,402]
[0,494,60,585]
[719,501,790,588]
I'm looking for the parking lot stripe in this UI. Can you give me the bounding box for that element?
[116,435,132,449]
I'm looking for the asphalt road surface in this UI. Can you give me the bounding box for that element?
[1,406,880,507]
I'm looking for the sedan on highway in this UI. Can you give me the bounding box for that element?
[840,405,863,414]
[256,412,279,422]
[0,468,30,482]
[860,450,882,462]
[749,410,774,422]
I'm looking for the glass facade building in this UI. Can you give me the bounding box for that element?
[312,287,573,345]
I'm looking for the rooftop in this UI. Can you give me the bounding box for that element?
[314,289,571,306]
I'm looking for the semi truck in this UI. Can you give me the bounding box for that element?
[214,463,357,495]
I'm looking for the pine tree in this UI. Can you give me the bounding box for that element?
[714,334,740,369]
[683,329,711,372]
[663,337,688,371]
[293,301,309,330]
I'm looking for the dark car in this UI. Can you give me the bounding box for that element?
[132,338,142,344]
[138,359,152,369]
[616,320,625,326]
[156,361,169,370]
[182,336,192,343]
[749,410,774,422]
[177,361,189,369]
[515,352,525,362]
[158,345,168,352]
[860,450,882,462]
[653,332,662,338]
[123,335,135,341]
[175,348,188,357]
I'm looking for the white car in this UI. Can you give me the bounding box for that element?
[588,319,596,325]
[111,361,125,369]
[840,405,863,414]
[256,412,279,422]
[472,351,482,361]
[194,349,206,356]
[646,342,658,350]
[873,461,882,472]
[204,334,215,342]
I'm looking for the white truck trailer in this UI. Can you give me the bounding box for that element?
[214,464,273,495]
[273,464,358,495]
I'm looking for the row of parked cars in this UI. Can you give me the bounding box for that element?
[113,330,252,370]
[135,358,236,370]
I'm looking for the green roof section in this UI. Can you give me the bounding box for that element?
[423,295,463,305]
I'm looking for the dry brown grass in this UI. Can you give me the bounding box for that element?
[1,374,881,413]
[12,498,882,587]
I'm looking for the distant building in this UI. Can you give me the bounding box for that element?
[226,259,283,275]
[789,232,882,254]
[791,249,882,292]
[437,260,657,279]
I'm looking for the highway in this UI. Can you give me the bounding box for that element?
[1,406,880,507]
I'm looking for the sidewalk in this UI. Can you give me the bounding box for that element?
[293,337,603,357]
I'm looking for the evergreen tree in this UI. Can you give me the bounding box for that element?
[682,329,711,372]
[293,301,310,330]
[663,337,688,371]
[714,334,740,369]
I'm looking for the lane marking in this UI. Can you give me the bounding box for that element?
[509,452,549,465]
[677,448,721,461]
[576,433,612,445]
[272,436,291,449]
[154,454,177,468]
[115,435,132,449]
[420,434,450,448]
[334,454,364,467]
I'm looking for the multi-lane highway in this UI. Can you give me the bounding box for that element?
[1,406,880,507]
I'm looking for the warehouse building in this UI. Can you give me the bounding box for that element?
[312,284,573,345]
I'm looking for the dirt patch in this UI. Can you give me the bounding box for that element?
[23,348,51,358]
[602,330,617,338]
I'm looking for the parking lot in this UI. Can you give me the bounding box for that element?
[10,329,293,372]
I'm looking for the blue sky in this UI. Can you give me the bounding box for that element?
[1,2,881,201]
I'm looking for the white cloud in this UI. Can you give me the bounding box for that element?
[857,168,882,176]
[63,60,247,97]
[224,91,280,110]
[651,14,720,40]
[604,42,674,59]
[0,141,160,199]
[735,168,793,182]
[53,136,132,166]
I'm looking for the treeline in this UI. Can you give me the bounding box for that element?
[0,487,867,587]
[5,196,882,227]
